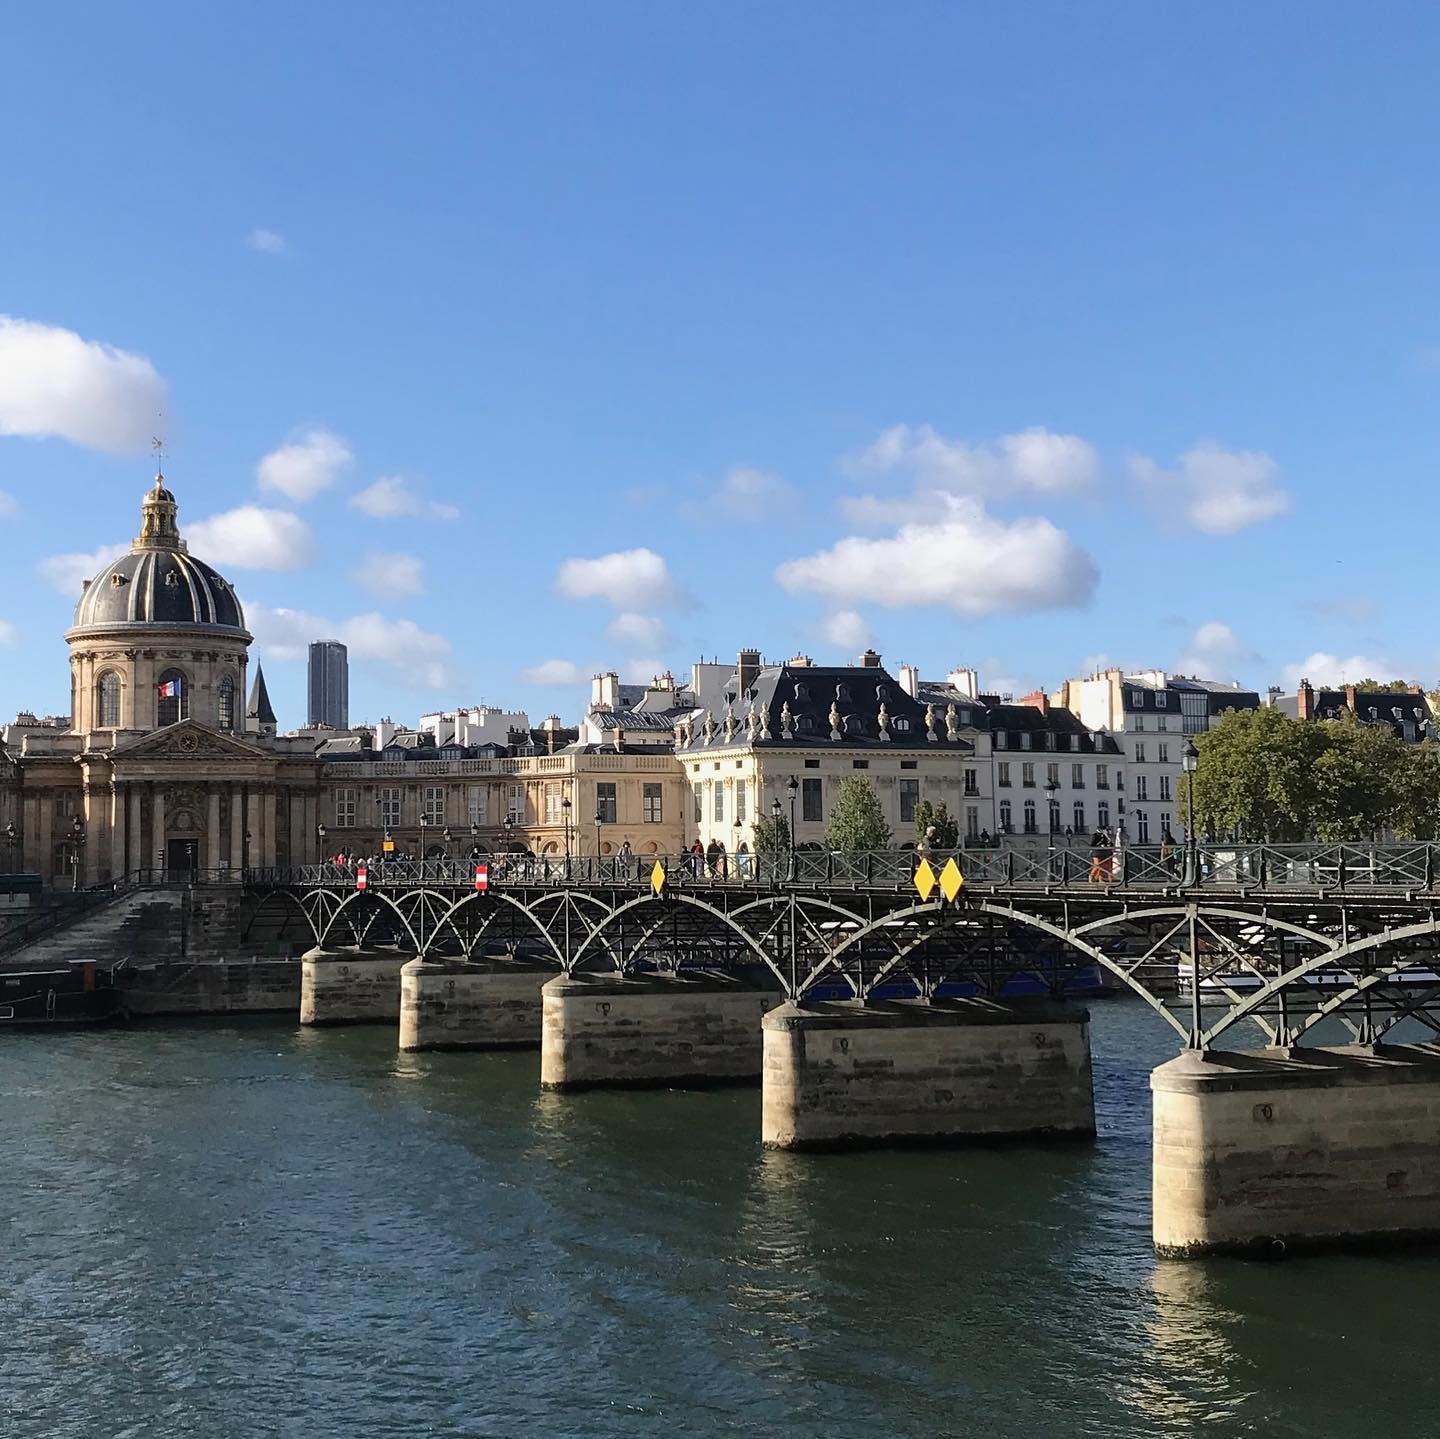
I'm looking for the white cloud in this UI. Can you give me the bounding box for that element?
[1175,621,1252,680]
[348,474,460,521]
[187,506,315,570]
[522,659,588,685]
[246,228,288,255]
[555,548,689,609]
[775,499,1098,616]
[245,601,453,688]
[1130,444,1290,536]
[0,315,166,453]
[821,609,872,650]
[621,658,669,686]
[0,492,17,519]
[851,424,1098,499]
[713,467,795,522]
[256,428,352,502]
[354,551,423,597]
[39,542,129,595]
[1280,652,1400,690]
[606,613,665,650]
[0,619,16,646]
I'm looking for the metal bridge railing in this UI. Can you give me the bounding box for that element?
[249,841,1440,897]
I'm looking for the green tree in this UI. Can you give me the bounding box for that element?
[913,799,959,849]
[751,811,791,856]
[1179,706,1432,842]
[824,776,892,852]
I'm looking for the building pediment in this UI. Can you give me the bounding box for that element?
[111,720,268,761]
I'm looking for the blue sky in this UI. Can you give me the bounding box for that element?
[2,2,1438,727]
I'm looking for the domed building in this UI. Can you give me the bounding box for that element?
[3,474,323,883]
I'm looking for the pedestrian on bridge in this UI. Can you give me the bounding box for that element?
[690,839,705,878]
[1089,830,1112,883]
[705,838,722,880]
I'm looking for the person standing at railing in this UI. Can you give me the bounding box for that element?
[705,838,721,880]
[736,840,751,880]
[1160,827,1178,877]
[689,839,704,878]
[1089,829,1111,883]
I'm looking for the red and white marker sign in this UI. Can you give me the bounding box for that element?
[473,863,490,893]
[355,863,368,892]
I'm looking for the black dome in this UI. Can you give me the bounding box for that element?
[72,548,247,632]
[67,473,248,635]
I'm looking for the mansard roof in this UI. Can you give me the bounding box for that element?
[685,663,972,751]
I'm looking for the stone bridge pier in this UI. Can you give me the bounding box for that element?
[761,998,1096,1150]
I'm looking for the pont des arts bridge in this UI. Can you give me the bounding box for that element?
[245,842,1440,1257]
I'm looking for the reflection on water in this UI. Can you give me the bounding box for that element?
[6,1003,1440,1438]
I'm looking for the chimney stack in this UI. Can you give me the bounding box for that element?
[737,648,760,696]
[1296,679,1314,721]
[859,648,882,668]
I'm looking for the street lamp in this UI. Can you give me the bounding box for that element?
[785,775,798,849]
[560,795,572,861]
[1182,739,1200,878]
[1043,778,1059,877]
[418,812,429,860]
[593,811,603,866]
[469,821,480,860]
[70,815,85,891]
[316,822,327,868]
[503,812,516,850]
[3,820,18,871]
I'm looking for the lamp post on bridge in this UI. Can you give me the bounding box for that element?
[561,795,572,864]
[1182,740,1199,883]
[70,815,85,892]
[1044,778,1059,880]
[786,776,798,878]
[3,820,19,872]
[316,822,327,870]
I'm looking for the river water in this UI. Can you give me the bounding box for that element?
[3,1000,1435,1438]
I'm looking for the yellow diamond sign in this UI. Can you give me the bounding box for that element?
[939,857,965,903]
[650,860,668,895]
[913,858,938,902]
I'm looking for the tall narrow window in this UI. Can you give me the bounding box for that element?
[217,676,235,731]
[898,778,919,824]
[97,671,122,728]
[643,784,663,823]
[596,783,618,824]
[801,777,823,823]
[157,669,188,726]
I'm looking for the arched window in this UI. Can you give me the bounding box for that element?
[157,668,188,726]
[217,676,235,731]
[1023,799,1037,834]
[97,671,122,728]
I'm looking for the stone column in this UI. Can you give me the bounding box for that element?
[230,783,244,872]
[206,788,221,876]
[83,785,103,886]
[109,785,125,879]
[152,785,167,875]
[38,795,53,885]
[21,793,39,872]
[129,787,143,877]
[245,787,260,872]
[260,786,276,868]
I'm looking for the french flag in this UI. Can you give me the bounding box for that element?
[158,678,182,698]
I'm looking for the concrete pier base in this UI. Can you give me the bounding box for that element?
[399,956,550,1051]
[540,972,778,1090]
[761,998,1095,1151]
[299,947,407,1026]
[1152,1044,1440,1257]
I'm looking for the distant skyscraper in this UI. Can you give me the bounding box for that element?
[307,640,349,729]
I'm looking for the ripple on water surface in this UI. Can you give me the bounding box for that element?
[3,1005,1439,1439]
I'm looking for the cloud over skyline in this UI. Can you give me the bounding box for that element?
[0,316,166,454]
[257,429,353,502]
[776,500,1099,617]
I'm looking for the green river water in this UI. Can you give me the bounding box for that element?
[3,1000,1435,1438]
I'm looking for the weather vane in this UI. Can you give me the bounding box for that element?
[152,416,166,475]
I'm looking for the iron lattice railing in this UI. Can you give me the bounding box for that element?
[250,841,1440,896]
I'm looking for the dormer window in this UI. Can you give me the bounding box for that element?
[1020,732,1032,750]
[794,683,810,702]
[875,684,889,701]
[893,716,910,732]
[994,730,1008,749]
[836,683,851,702]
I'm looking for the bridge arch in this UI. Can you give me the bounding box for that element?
[822,899,1192,1041]
[568,893,782,982]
